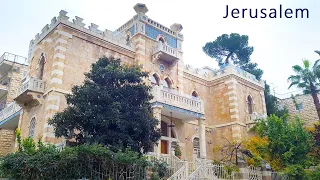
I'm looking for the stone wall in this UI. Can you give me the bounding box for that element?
[280,94,319,126]
[0,129,14,156]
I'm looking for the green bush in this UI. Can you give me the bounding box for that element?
[0,139,148,180]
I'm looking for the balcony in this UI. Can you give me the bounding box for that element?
[151,86,204,121]
[152,42,179,63]
[245,112,267,125]
[0,52,28,76]
[0,102,22,130]
[14,77,45,108]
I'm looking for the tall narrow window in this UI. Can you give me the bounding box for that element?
[29,118,36,138]
[163,78,172,89]
[38,54,45,80]
[247,96,253,114]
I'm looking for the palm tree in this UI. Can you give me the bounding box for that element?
[288,59,320,120]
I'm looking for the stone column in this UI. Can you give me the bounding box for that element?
[153,105,162,158]
[198,117,206,159]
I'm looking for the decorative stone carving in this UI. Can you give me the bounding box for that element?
[133,3,148,14]
[170,23,183,32]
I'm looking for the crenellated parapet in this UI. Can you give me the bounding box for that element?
[28,10,135,62]
[184,63,265,88]
[114,3,184,51]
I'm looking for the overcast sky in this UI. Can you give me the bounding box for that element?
[1,0,319,98]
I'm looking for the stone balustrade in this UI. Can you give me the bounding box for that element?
[246,112,267,124]
[16,77,45,97]
[153,42,178,59]
[0,102,21,124]
[151,86,204,114]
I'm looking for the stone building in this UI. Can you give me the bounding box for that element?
[279,94,320,126]
[0,52,28,156]
[0,3,266,168]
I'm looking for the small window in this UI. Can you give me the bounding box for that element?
[247,96,253,114]
[296,103,303,111]
[159,37,165,44]
[191,91,198,98]
[161,121,168,137]
[29,118,36,138]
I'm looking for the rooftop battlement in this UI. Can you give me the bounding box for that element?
[28,3,184,61]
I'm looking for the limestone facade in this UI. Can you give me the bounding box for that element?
[0,52,28,156]
[1,4,266,161]
[279,94,320,126]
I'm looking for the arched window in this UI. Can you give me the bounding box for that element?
[163,78,172,89]
[191,91,198,98]
[247,96,253,114]
[38,53,45,80]
[29,117,36,138]
[159,37,165,44]
[151,74,160,86]
[193,137,200,158]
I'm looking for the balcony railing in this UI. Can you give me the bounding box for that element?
[153,42,179,62]
[0,102,21,123]
[151,86,204,114]
[0,52,28,65]
[246,112,267,124]
[16,77,45,97]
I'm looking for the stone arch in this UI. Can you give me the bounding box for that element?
[162,75,174,89]
[150,73,161,86]
[156,34,166,44]
[191,90,199,98]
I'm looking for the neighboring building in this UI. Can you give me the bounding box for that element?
[0,52,28,156]
[280,94,319,126]
[0,3,266,168]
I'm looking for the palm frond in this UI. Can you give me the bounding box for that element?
[303,89,311,94]
[287,75,301,82]
[303,59,310,69]
[297,82,308,89]
[292,65,303,73]
[315,50,320,56]
[288,81,300,89]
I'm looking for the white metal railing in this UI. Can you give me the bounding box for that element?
[188,161,232,180]
[0,52,28,65]
[153,42,178,58]
[151,86,204,114]
[16,77,45,97]
[0,102,21,123]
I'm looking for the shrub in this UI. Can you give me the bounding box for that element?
[0,139,148,180]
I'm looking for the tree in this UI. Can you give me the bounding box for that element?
[264,83,288,117]
[252,115,314,171]
[288,59,320,120]
[49,57,161,153]
[203,33,263,80]
[203,33,284,115]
